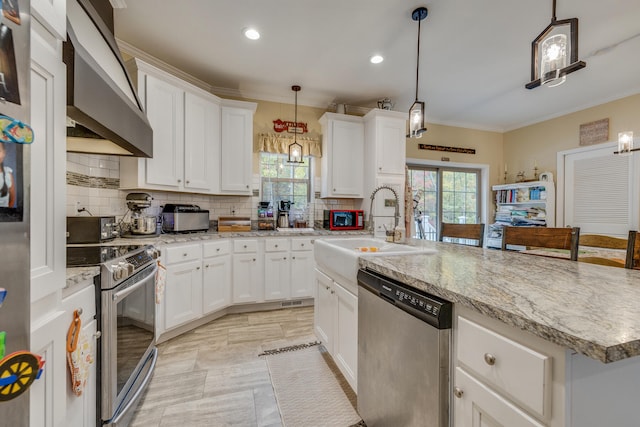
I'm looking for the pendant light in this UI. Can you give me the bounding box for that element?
[408,7,428,138]
[526,0,586,89]
[288,85,304,163]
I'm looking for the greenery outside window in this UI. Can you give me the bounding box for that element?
[408,165,480,240]
[260,152,310,209]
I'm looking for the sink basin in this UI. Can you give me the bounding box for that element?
[314,237,436,290]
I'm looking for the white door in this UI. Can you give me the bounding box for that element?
[144,74,184,188]
[202,254,231,314]
[220,106,252,194]
[561,142,639,236]
[376,117,406,175]
[330,119,364,196]
[184,92,219,192]
[232,253,260,303]
[290,251,314,298]
[264,253,290,301]
[333,281,358,391]
[314,270,334,353]
[165,260,202,330]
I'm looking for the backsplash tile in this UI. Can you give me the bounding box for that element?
[66,153,356,226]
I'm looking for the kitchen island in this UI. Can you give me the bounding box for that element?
[359,240,640,426]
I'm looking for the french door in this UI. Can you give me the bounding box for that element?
[408,165,481,240]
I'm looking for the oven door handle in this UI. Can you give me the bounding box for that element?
[108,347,158,425]
[112,264,158,302]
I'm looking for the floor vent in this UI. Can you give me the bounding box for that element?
[281,300,304,307]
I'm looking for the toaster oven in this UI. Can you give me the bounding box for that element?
[161,204,210,232]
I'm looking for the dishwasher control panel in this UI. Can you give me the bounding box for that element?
[358,268,452,329]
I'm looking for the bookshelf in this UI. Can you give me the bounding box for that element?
[487,176,556,249]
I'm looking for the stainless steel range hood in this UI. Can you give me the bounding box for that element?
[65,0,153,157]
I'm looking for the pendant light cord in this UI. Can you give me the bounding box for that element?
[415,17,421,102]
[551,0,557,22]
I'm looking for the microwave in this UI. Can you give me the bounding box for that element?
[67,216,117,243]
[324,210,365,230]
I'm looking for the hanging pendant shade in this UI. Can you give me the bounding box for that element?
[407,7,428,138]
[526,0,585,89]
[288,85,304,163]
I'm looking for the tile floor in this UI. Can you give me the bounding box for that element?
[131,307,318,427]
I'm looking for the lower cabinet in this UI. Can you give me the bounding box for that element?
[290,238,315,299]
[313,268,358,391]
[202,240,232,314]
[165,258,203,330]
[454,367,545,427]
[264,238,290,301]
[232,239,263,303]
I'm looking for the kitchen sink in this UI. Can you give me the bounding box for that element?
[314,237,436,290]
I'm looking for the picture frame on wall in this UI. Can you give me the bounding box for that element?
[0,140,23,221]
[2,0,21,25]
[0,24,21,105]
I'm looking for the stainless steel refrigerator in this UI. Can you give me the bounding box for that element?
[0,0,31,424]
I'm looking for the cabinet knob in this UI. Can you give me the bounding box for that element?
[205,264,209,268]
[183,253,188,257]
[216,248,220,252]
[246,185,249,189]
[283,257,287,260]
[196,266,201,270]
[330,290,335,294]
[454,387,464,398]
[186,180,190,184]
[244,245,247,248]
[178,179,182,183]
[252,258,256,262]
[333,188,336,192]
[326,286,330,290]
[275,244,278,248]
[301,243,305,247]
[484,353,496,366]
[292,256,296,260]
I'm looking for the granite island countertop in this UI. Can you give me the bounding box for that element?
[359,240,640,364]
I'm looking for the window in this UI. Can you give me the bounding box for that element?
[408,165,480,240]
[260,152,311,209]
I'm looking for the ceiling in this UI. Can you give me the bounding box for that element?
[113,0,640,132]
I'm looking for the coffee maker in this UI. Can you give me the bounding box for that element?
[278,200,292,228]
[125,192,158,236]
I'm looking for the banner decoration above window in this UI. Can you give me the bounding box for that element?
[258,133,322,157]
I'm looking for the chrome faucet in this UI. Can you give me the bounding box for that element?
[368,185,400,233]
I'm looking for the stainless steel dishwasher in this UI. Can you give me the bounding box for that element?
[357,268,452,427]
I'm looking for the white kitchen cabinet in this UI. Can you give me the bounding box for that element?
[319,113,364,198]
[163,243,203,331]
[454,367,545,427]
[202,240,232,314]
[264,239,291,301]
[333,279,358,390]
[290,238,315,298]
[313,268,358,391]
[29,18,68,427]
[64,316,98,427]
[314,269,335,352]
[30,20,66,303]
[363,109,408,176]
[220,100,257,195]
[232,240,263,303]
[453,306,566,427]
[120,59,222,194]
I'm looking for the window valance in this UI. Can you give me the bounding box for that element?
[258,133,322,157]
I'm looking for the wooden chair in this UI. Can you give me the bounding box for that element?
[501,226,580,261]
[439,223,485,248]
[626,230,640,269]
[579,233,629,268]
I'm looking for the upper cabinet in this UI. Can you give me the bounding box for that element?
[120,59,256,195]
[220,100,257,195]
[319,113,364,198]
[363,109,408,176]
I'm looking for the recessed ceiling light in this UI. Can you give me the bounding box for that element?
[243,27,260,40]
[370,55,384,64]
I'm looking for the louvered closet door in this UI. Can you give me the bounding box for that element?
[564,143,640,236]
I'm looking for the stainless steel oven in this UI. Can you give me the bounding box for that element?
[98,245,160,426]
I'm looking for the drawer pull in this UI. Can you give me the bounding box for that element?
[244,245,247,248]
[301,243,305,247]
[454,387,464,398]
[275,244,278,248]
[183,253,187,257]
[484,353,496,366]
[216,248,220,252]
[196,266,201,270]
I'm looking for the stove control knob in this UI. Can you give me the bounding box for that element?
[147,248,159,259]
[125,263,135,275]
[112,265,124,280]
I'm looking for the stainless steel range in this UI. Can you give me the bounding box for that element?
[67,244,160,426]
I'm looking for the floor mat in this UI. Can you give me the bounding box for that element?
[263,344,363,427]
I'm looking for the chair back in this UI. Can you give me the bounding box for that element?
[626,230,640,269]
[580,234,629,250]
[439,223,485,248]
[501,226,580,261]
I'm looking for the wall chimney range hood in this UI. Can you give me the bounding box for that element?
[65,0,153,157]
